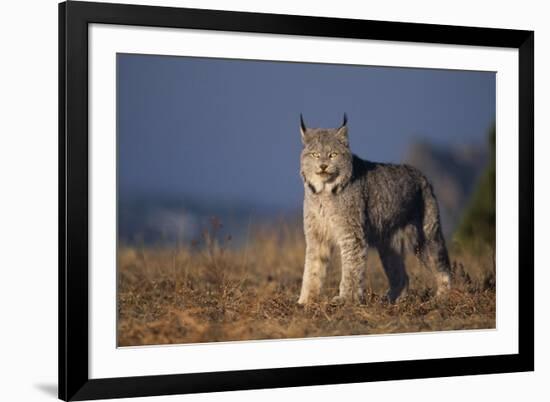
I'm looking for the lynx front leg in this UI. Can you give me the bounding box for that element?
[298,237,331,305]
[332,234,368,305]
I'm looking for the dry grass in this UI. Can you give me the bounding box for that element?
[117,220,496,346]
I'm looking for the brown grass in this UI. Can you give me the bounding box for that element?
[117,221,496,346]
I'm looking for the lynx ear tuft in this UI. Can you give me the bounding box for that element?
[300,114,307,143]
[336,113,349,146]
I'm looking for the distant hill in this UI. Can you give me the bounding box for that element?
[454,125,496,251]
[117,196,297,246]
[404,140,488,238]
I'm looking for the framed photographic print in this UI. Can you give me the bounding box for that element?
[59,1,534,400]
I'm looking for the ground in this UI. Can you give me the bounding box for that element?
[117,220,496,346]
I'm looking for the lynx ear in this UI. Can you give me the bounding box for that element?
[300,114,307,143]
[336,113,348,146]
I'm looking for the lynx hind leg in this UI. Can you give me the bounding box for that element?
[378,244,409,303]
[419,237,451,296]
[419,183,452,295]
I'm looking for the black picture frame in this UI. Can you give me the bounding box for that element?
[59,1,534,400]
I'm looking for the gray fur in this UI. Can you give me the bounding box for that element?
[298,115,451,305]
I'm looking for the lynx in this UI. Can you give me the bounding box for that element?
[298,114,451,305]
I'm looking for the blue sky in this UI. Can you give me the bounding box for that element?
[117,54,495,210]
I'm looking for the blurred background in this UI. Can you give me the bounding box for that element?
[117,53,495,250]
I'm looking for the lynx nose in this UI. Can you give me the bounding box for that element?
[320,164,328,171]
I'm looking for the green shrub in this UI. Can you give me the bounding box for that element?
[453,124,495,253]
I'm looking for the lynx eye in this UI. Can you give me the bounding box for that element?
[329,152,338,159]
[310,152,320,158]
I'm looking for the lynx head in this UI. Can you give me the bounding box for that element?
[300,114,353,194]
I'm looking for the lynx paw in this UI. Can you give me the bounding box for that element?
[386,288,408,304]
[330,295,346,306]
[435,272,451,296]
